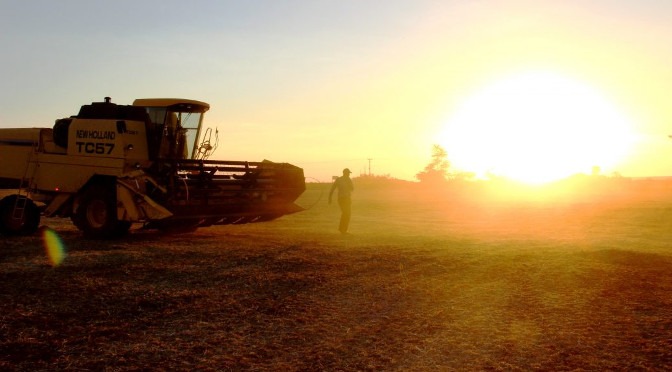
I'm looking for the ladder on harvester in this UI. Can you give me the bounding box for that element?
[10,143,39,223]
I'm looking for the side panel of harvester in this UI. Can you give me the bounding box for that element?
[67,119,149,162]
[16,119,150,200]
[0,128,42,235]
[0,129,40,188]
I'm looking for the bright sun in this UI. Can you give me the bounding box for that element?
[440,70,636,184]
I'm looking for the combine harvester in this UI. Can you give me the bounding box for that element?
[0,97,305,238]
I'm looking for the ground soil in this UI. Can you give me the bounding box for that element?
[1,182,672,370]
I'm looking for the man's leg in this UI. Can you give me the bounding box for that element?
[338,198,351,233]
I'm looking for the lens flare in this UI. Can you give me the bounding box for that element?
[43,228,66,267]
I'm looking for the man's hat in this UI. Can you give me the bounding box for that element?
[343,168,352,174]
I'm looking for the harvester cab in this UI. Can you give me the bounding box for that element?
[132,98,210,161]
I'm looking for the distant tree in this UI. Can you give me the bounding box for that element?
[591,166,601,177]
[416,144,450,183]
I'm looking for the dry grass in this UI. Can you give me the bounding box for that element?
[2,181,672,370]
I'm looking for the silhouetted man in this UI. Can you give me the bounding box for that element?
[329,168,354,234]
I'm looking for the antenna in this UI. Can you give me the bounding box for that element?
[367,158,372,176]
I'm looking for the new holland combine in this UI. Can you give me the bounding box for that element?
[0,97,305,238]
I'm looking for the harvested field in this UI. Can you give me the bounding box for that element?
[2,181,672,370]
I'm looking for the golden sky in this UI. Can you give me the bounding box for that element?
[1,1,671,182]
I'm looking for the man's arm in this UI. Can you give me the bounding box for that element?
[328,179,338,204]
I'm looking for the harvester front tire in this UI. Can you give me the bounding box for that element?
[0,195,41,236]
[75,185,130,239]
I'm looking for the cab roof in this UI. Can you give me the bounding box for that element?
[132,98,210,113]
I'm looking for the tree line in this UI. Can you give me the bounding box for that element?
[416,144,473,183]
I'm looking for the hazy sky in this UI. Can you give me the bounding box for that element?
[2,1,672,182]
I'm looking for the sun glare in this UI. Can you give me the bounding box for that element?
[440,71,635,184]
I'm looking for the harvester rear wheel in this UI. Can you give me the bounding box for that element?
[75,185,130,239]
[0,195,41,236]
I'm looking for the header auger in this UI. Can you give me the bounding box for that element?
[0,97,305,238]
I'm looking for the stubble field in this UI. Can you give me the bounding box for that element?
[1,180,672,370]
